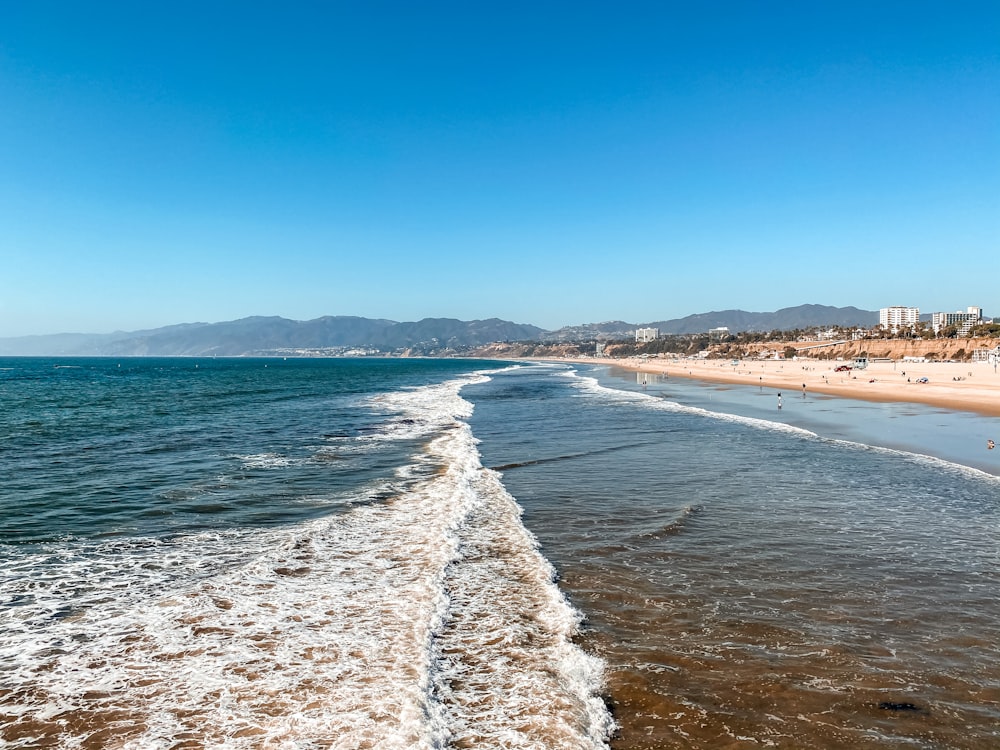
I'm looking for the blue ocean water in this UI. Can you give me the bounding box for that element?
[1,357,481,542]
[2,357,998,749]
[1,357,611,748]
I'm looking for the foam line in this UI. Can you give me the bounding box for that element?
[564,368,1000,485]
[1,369,614,749]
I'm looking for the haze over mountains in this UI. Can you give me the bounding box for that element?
[0,305,879,356]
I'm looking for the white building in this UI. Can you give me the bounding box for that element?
[708,326,730,341]
[879,306,919,334]
[972,346,1000,363]
[635,327,659,342]
[931,306,984,336]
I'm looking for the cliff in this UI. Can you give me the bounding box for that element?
[716,338,999,362]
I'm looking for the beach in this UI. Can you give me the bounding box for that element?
[556,356,1000,418]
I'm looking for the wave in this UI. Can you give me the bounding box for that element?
[1,369,613,748]
[234,452,302,469]
[636,504,701,540]
[564,368,1000,486]
[825,438,1000,485]
[567,370,818,438]
[490,441,656,472]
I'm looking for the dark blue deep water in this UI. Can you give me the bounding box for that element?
[0,357,478,542]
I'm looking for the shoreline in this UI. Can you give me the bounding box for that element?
[541,356,1000,418]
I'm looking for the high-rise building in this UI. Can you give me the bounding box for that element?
[635,327,659,342]
[879,306,919,333]
[931,306,984,336]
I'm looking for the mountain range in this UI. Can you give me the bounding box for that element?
[0,305,880,356]
[543,305,879,341]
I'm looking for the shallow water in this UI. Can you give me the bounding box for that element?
[465,364,1000,749]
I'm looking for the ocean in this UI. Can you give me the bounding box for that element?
[1,357,998,749]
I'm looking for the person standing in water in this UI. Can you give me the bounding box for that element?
[777,393,782,410]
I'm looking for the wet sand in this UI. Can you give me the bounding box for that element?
[550,357,1000,418]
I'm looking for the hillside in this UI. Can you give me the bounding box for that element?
[651,304,878,335]
[0,305,938,357]
[0,317,545,356]
[541,305,878,340]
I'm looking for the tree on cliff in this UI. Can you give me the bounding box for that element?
[970,322,1000,338]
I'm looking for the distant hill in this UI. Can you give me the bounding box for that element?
[0,316,545,356]
[0,305,880,356]
[540,321,639,342]
[652,304,879,335]
[97,316,401,356]
[542,305,878,340]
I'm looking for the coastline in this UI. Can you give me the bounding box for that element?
[542,356,1000,418]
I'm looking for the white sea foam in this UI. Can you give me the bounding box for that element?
[567,370,819,438]
[431,462,614,748]
[479,363,528,375]
[824,438,1000,485]
[235,452,302,469]
[564,368,1000,486]
[0,369,612,749]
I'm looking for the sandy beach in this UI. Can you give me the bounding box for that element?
[553,356,1000,418]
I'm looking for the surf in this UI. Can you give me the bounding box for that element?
[0,370,614,749]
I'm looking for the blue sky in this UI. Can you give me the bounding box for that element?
[1,1,997,336]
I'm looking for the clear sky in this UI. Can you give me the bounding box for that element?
[1,1,997,336]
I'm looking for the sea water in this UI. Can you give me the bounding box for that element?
[466,364,1000,749]
[0,358,609,748]
[1,358,998,749]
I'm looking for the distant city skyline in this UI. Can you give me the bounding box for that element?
[2,2,997,337]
